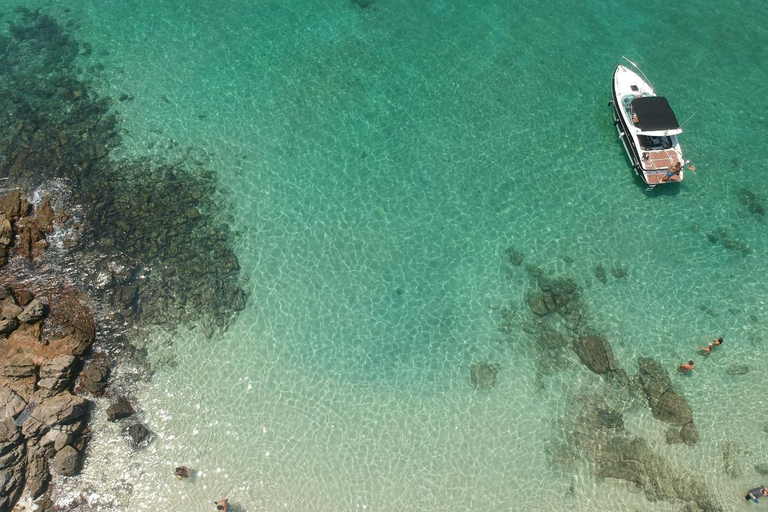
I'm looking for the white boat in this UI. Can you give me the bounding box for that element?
[610,57,688,188]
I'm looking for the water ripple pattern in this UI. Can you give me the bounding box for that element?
[9,0,768,510]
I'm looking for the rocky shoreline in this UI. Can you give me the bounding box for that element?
[0,10,248,509]
[0,188,104,511]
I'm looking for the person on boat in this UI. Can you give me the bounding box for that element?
[662,161,683,182]
[215,499,230,511]
[679,360,695,373]
[174,466,191,479]
[744,485,768,503]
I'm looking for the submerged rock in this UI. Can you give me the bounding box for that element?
[124,422,153,448]
[572,335,617,374]
[508,249,525,266]
[469,362,501,390]
[595,265,607,284]
[680,422,699,446]
[637,358,693,427]
[725,364,749,376]
[722,441,742,479]
[528,295,549,316]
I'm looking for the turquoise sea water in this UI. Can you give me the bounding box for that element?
[6,0,768,510]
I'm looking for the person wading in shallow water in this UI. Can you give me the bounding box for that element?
[745,485,768,503]
[679,360,695,373]
[174,466,191,479]
[215,498,230,511]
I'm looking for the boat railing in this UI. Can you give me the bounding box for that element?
[620,56,654,91]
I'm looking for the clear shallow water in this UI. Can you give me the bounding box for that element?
[5,0,768,510]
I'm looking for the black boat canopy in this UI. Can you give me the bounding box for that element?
[631,96,682,135]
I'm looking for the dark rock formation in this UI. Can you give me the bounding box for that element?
[592,436,721,510]
[666,426,683,445]
[507,248,524,266]
[74,352,111,396]
[528,295,549,316]
[637,358,693,426]
[124,422,153,448]
[738,188,766,217]
[561,398,722,511]
[469,362,500,390]
[37,355,77,392]
[707,228,751,255]
[107,397,135,422]
[680,422,699,446]
[573,335,617,374]
[539,329,568,350]
[595,265,607,284]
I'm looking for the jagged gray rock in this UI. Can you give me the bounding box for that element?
[0,388,26,420]
[22,393,88,438]
[38,355,77,392]
[25,440,51,498]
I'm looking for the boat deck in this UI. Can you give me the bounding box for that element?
[641,149,679,170]
[646,171,682,185]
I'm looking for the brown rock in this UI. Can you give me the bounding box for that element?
[0,417,20,444]
[75,352,111,396]
[14,289,34,307]
[52,445,80,476]
[0,388,27,421]
[0,297,23,320]
[637,358,694,427]
[725,364,749,376]
[595,265,607,284]
[665,426,683,444]
[0,189,30,219]
[36,196,55,233]
[107,397,135,422]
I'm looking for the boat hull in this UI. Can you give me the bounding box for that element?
[611,62,685,188]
